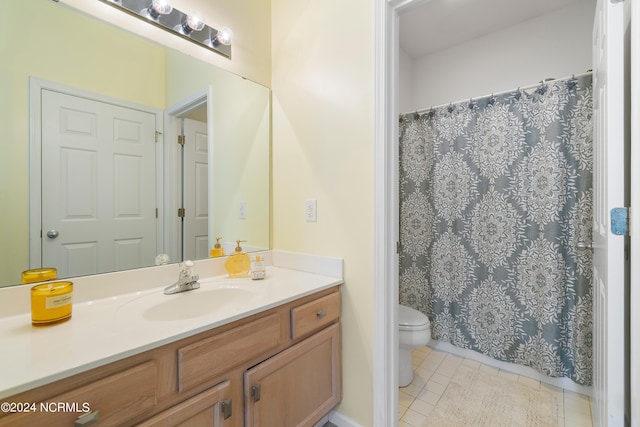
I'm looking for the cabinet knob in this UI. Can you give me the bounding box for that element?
[75,411,99,426]
[316,310,326,319]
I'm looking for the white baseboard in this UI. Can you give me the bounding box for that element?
[313,414,331,427]
[328,410,363,427]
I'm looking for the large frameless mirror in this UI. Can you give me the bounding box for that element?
[0,0,270,287]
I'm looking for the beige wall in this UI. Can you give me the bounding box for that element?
[271,0,375,424]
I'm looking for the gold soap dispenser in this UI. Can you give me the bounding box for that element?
[224,240,250,278]
[210,237,226,258]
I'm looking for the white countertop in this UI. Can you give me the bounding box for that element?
[0,253,343,399]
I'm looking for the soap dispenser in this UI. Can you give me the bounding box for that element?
[224,240,250,277]
[210,237,226,258]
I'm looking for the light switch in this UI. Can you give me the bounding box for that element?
[305,199,317,222]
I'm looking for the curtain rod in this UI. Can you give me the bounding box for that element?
[400,70,593,117]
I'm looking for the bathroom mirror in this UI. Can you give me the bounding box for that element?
[0,0,270,287]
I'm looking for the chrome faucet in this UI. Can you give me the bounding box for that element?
[164,260,200,295]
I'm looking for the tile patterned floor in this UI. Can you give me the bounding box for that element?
[399,346,593,427]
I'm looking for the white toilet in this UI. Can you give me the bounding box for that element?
[398,304,431,387]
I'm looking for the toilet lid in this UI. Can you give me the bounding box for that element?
[399,305,430,327]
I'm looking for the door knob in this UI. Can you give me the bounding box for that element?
[46,230,59,239]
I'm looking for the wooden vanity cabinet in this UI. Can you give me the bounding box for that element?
[244,324,341,427]
[0,286,340,427]
[245,289,341,427]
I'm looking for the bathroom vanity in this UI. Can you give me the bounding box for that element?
[0,255,343,427]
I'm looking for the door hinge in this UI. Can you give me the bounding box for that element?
[221,399,232,420]
[396,241,401,254]
[155,130,162,143]
[178,135,185,146]
[155,208,158,218]
[178,208,185,218]
[611,207,629,236]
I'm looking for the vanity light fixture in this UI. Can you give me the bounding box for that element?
[98,0,232,59]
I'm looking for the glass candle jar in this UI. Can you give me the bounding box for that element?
[22,267,57,284]
[31,281,73,325]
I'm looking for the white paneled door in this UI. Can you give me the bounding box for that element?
[182,118,209,261]
[41,89,158,278]
[592,0,626,425]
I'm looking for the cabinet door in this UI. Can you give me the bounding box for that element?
[138,380,232,427]
[244,324,340,427]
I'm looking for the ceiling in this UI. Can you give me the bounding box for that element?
[399,0,582,59]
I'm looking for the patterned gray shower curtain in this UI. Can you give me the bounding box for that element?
[399,74,593,385]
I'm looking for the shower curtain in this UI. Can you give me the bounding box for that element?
[399,74,593,385]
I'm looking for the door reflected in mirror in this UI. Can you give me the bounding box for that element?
[0,0,270,287]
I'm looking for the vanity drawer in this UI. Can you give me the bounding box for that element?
[137,380,231,427]
[291,291,340,339]
[0,361,157,427]
[178,313,282,393]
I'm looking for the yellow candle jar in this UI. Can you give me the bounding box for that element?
[31,281,73,325]
[22,267,57,284]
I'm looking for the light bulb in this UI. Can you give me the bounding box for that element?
[211,27,233,46]
[186,12,205,31]
[144,0,173,20]
[176,11,205,35]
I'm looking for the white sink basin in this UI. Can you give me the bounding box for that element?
[117,284,257,322]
